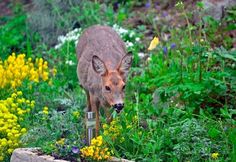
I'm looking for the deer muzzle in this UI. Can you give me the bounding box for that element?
[113,103,124,113]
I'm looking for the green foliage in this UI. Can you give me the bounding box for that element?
[101,3,236,161]
[22,93,85,160]
[0,15,27,59]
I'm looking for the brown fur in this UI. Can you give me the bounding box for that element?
[76,25,132,135]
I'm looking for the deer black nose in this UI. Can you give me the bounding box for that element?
[113,103,124,113]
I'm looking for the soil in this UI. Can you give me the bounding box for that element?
[0,0,32,17]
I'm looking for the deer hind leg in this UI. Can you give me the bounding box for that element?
[89,93,100,136]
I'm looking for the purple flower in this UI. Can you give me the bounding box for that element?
[170,43,176,49]
[145,1,151,8]
[155,2,160,10]
[72,146,80,154]
[113,2,119,12]
[162,11,168,17]
[163,46,168,55]
[82,138,87,145]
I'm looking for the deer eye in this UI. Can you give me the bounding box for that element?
[105,86,111,91]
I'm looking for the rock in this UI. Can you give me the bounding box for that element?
[10,148,69,162]
[11,148,134,162]
[109,157,134,162]
[203,0,236,20]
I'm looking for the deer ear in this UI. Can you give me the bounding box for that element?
[92,55,107,76]
[118,53,133,78]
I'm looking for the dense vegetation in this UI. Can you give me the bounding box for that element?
[0,0,235,161]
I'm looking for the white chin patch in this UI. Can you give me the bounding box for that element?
[115,108,122,114]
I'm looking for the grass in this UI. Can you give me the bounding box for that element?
[0,1,235,162]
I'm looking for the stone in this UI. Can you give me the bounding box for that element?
[203,0,236,20]
[10,148,69,162]
[11,148,134,162]
[109,157,134,162]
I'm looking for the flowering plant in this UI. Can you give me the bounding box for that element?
[0,91,34,160]
[0,53,56,89]
[80,136,111,161]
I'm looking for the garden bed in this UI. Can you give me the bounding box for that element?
[10,148,134,162]
[1,1,236,162]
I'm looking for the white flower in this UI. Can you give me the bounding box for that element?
[138,52,145,58]
[75,40,79,47]
[112,24,128,35]
[65,60,75,66]
[58,35,65,43]
[54,44,62,50]
[119,28,128,34]
[135,37,140,42]
[54,28,81,50]
[129,31,135,37]
[125,41,134,48]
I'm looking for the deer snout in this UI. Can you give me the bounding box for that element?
[113,103,124,113]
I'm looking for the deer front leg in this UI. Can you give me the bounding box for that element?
[86,91,91,112]
[89,93,100,136]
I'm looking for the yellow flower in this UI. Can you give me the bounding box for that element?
[56,138,65,145]
[7,148,13,154]
[211,152,219,159]
[52,68,57,76]
[148,36,159,51]
[43,106,49,115]
[17,91,23,96]
[80,136,111,161]
[21,128,27,133]
[0,53,53,89]
[72,111,80,118]
[0,91,33,161]
[120,137,125,143]
[102,118,122,141]
[43,106,48,111]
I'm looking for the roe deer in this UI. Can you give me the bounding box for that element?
[76,25,132,135]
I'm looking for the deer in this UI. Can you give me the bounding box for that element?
[76,25,132,136]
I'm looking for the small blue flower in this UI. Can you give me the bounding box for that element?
[113,2,119,11]
[145,1,151,8]
[170,43,176,49]
[163,46,168,55]
[72,146,80,154]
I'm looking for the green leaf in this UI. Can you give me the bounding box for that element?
[208,127,220,138]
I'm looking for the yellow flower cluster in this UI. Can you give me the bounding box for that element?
[42,106,49,115]
[0,53,53,89]
[56,138,65,146]
[0,91,34,160]
[211,152,219,159]
[80,136,111,161]
[72,111,80,119]
[103,119,122,141]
